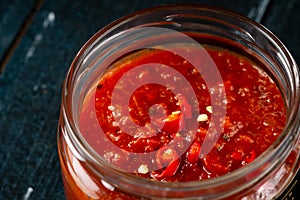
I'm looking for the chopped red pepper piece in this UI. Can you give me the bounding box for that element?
[153,93,192,133]
[231,151,243,161]
[152,158,180,179]
[245,150,256,163]
[187,141,201,164]
[203,152,230,175]
[160,111,181,134]
[153,146,180,179]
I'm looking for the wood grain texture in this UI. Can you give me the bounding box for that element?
[263,0,300,63]
[0,0,38,73]
[0,0,288,199]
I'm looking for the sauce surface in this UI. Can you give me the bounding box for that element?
[79,44,286,182]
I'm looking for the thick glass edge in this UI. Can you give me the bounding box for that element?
[59,4,300,198]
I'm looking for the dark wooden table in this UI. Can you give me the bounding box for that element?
[0,0,299,199]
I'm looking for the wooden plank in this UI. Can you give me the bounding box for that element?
[0,1,267,199]
[0,0,38,73]
[262,0,300,64]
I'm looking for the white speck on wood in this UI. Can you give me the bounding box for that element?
[25,34,43,61]
[43,11,55,28]
[23,187,34,200]
[25,11,55,62]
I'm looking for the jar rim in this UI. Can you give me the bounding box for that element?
[62,4,300,198]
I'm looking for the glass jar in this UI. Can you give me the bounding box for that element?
[57,5,300,200]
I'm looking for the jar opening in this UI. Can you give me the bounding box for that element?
[62,5,300,199]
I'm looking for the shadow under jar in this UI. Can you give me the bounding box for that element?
[57,5,300,200]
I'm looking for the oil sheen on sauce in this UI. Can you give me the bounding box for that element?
[79,44,286,183]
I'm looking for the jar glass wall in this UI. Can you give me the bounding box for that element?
[57,5,300,200]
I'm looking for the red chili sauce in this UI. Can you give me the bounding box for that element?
[79,43,286,182]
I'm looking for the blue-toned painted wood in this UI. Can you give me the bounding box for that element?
[263,0,300,64]
[0,0,290,199]
[0,0,37,70]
